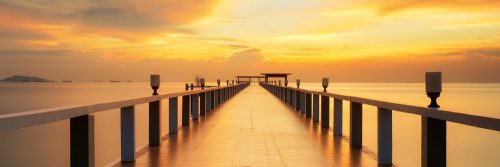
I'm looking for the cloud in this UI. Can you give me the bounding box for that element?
[0,49,86,57]
[0,27,53,40]
[0,0,221,39]
[226,48,264,64]
[426,48,500,61]
[366,0,500,15]
[222,44,250,50]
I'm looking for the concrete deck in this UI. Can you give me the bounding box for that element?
[118,85,382,167]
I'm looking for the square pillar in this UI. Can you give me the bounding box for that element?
[378,107,392,165]
[191,94,199,120]
[120,106,135,161]
[169,97,178,133]
[313,94,319,122]
[182,95,190,126]
[206,91,211,113]
[70,115,94,167]
[148,100,161,146]
[321,96,329,128]
[422,117,446,167]
[200,93,206,115]
[306,93,312,117]
[333,99,343,136]
[350,102,362,148]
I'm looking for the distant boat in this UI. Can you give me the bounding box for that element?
[126,80,133,83]
[61,80,72,83]
[109,80,120,83]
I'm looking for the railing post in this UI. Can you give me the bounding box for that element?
[378,107,392,165]
[221,88,225,103]
[321,95,329,128]
[300,92,306,113]
[225,88,229,100]
[191,94,199,120]
[295,91,301,112]
[149,100,160,146]
[334,98,342,136]
[350,102,362,148]
[214,90,218,107]
[210,90,215,110]
[280,87,283,100]
[286,89,290,105]
[292,90,297,110]
[200,93,206,115]
[206,91,211,113]
[313,94,319,122]
[422,117,446,167]
[182,95,190,126]
[282,88,286,101]
[121,106,135,161]
[306,93,312,118]
[169,97,178,133]
[70,114,94,167]
[89,115,95,167]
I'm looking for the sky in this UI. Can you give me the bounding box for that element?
[0,0,499,82]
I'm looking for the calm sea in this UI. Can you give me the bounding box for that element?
[0,82,499,167]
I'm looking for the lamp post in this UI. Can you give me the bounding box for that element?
[426,72,442,108]
[297,79,301,88]
[150,74,160,95]
[284,79,288,87]
[200,78,205,89]
[217,79,221,87]
[322,78,329,92]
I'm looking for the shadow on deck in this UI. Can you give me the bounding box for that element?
[117,85,389,167]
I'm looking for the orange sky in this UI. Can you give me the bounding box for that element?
[0,0,499,82]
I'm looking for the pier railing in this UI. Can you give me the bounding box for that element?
[260,82,500,167]
[0,81,249,167]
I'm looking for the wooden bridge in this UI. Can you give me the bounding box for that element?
[0,73,499,167]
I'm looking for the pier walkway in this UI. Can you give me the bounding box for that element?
[119,85,379,167]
